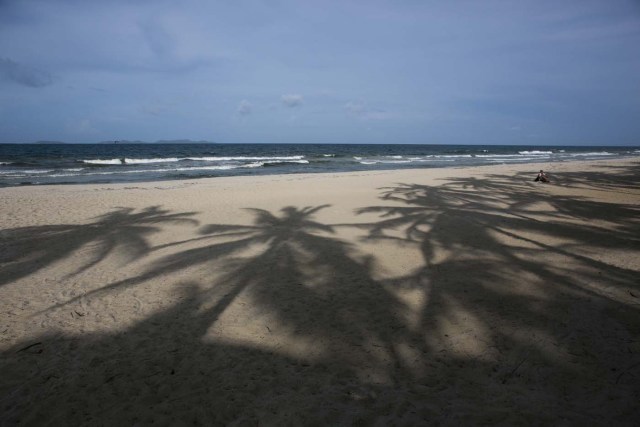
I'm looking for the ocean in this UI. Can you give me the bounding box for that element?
[0,143,638,187]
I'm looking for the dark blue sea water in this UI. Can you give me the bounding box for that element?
[0,143,638,186]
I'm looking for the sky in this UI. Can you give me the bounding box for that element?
[0,0,639,145]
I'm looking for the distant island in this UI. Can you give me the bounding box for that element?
[98,139,217,145]
[21,139,218,144]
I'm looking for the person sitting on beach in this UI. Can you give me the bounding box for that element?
[534,169,549,183]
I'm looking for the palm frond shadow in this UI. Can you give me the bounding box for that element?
[0,206,198,286]
[541,160,640,193]
[4,174,640,423]
[349,171,640,418]
[45,204,415,373]
[6,204,433,424]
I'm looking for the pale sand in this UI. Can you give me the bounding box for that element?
[1,158,639,425]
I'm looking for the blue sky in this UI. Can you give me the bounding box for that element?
[1,0,639,145]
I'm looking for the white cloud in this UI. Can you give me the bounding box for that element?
[237,100,252,115]
[344,101,365,115]
[281,94,303,108]
[344,101,394,121]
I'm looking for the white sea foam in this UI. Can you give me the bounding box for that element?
[0,167,81,177]
[408,157,438,162]
[46,169,85,177]
[358,159,413,165]
[47,161,306,178]
[51,165,240,177]
[234,160,310,168]
[172,165,238,171]
[475,154,524,158]
[408,158,455,162]
[0,169,53,176]
[83,158,180,165]
[21,169,53,174]
[264,160,309,165]
[83,159,125,165]
[571,152,613,156]
[353,157,362,160]
[241,162,264,168]
[82,155,306,165]
[434,154,473,158]
[323,154,335,157]
[183,157,221,161]
[486,157,540,162]
[186,155,305,161]
[47,173,83,177]
[518,151,553,155]
[127,158,181,164]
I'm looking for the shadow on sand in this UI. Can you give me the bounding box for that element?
[0,206,198,287]
[2,166,639,424]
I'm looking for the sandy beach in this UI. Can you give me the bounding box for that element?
[1,158,639,425]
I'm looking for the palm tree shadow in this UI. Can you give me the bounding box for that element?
[58,204,415,374]
[5,204,438,424]
[351,174,640,420]
[0,206,198,287]
[198,205,419,374]
[2,284,364,424]
[540,160,640,193]
[8,196,640,423]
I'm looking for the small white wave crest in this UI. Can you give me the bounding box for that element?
[433,154,473,158]
[571,152,614,156]
[476,154,523,158]
[186,155,305,161]
[266,160,309,165]
[83,158,180,165]
[358,159,413,165]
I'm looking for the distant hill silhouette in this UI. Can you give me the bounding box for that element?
[98,139,217,145]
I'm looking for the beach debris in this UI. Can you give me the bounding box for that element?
[104,373,123,384]
[16,342,43,353]
[502,358,527,384]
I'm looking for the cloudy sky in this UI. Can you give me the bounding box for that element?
[1,0,639,145]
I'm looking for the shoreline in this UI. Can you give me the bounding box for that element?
[1,157,639,424]
[1,155,638,192]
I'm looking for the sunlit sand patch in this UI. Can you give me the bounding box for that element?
[428,296,496,362]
